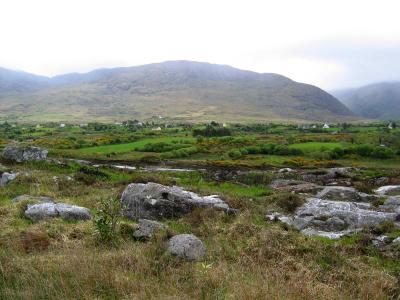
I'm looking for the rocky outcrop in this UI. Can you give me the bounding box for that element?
[167,234,206,261]
[375,185,400,196]
[121,182,233,220]
[0,172,18,186]
[267,197,399,239]
[3,145,48,162]
[302,167,353,184]
[133,219,166,240]
[25,202,91,222]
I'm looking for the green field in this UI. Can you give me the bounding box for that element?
[289,142,345,152]
[70,136,195,155]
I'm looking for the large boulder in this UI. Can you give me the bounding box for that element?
[0,172,18,186]
[25,202,91,222]
[316,186,361,201]
[3,145,48,162]
[133,219,166,240]
[121,182,233,220]
[270,197,399,239]
[167,234,206,261]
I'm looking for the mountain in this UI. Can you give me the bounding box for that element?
[0,67,50,95]
[0,61,356,123]
[332,82,400,120]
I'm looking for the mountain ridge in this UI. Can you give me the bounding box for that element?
[0,60,356,123]
[332,81,400,120]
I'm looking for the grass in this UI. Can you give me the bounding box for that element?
[289,142,345,152]
[70,137,195,156]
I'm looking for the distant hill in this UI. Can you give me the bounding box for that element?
[0,61,356,123]
[332,82,400,120]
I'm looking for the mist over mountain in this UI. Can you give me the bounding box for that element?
[0,61,355,123]
[333,82,400,120]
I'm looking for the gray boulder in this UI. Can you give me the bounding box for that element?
[316,186,360,201]
[133,219,166,240]
[274,197,399,239]
[121,182,232,220]
[3,145,48,162]
[392,237,400,245]
[25,202,91,222]
[379,197,400,213]
[12,195,55,204]
[375,185,400,196]
[0,172,18,186]
[167,234,206,261]
[269,179,308,189]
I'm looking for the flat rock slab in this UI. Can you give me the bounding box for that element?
[12,195,55,204]
[167,234,206,261]
[25,202,91,222]
[375,185,400,196]
[316,186,360,201]
[121,182,233,220]
[3,145,48,162]
[133,219,166,240]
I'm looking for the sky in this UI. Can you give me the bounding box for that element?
[1,0,399,90]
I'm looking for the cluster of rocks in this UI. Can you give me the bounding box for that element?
[132,219,206,261]
[13,195,91,222]
[120,182,233,261]
[267,170,400,241]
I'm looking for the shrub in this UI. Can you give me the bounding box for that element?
[273,193,305,213]
[93,197,122,243]
[372,221,396,235]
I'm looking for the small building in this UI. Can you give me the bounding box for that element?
[152,127,162,131]
[60,123,66,128]
[79,123,88,128]
[323,123,330,129]
[388,123,393,129]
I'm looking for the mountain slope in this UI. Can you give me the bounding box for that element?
[332,82,400,120]
[0,61,356,123]
[0,67,50,95]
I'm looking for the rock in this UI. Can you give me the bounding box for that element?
[375,185,400,196]
[373,177,390,186]
[0,172,18,186]
[133,219,166,239]
[392,237,400,245]
[316,186,360,201]
[121,182,233,220]
[25,202,91,222]
[278,168,293,173]
[167,234,206,261]
[277,197,399,239]
[12,195,55,204]
[3,145,48,162]
[278,183,323,194]
[302,167,353,184]
[372,235,390,248]
[269,179,307,189]
[379,197,400,212]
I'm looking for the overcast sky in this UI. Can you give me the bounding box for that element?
[1,0,399,90]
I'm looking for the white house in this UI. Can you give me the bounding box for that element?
[323,123,330,129]
[60,123,66,128]
[152,127,162,131]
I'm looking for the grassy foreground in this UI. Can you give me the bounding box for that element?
[0,159,399,299]
[0,121,400,298]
